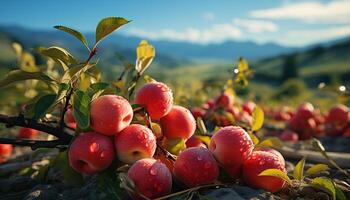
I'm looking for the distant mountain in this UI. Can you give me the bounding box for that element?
[0,25,297,63]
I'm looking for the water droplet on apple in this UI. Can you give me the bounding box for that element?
[150,167,157,175]
[89,142,99,153]
[197,156,203,161]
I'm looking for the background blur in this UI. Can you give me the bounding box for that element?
[0,0,349,109]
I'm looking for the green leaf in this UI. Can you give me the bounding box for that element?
[88,82,109,100]
[73,90,91,130]
[335,185,346,200]
[252,105,264,131]
[0,70,57,88]
[32,93,57,120]
[256,137,283,149]
[305,164,330,176]
[310,177,336,200]
[54,25,89,50]
[293,157,306,181]
[52,151,84,186]
[36,46,77,69]
[98,168,124,200]
[164,138,186,155]
[258,169,292,185]
[95,17,130,47]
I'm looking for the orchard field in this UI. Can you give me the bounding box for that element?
[0,16,349,200]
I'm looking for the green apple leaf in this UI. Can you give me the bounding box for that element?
[0,70,57,88]
[73,90,91,130]
[293,157,306,181]
[95,17,130,47]
[32,93,57,120]
[305,164,330,176]
[310,177,336,200]
[54,25,89,50]
[258,168,292,185]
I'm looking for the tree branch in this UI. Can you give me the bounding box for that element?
[0,138,67,150]
[0,114,73,142]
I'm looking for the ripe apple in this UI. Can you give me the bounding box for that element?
[160,105,196,140]
[242,101,256,115]
[18,128,38,139]
[255,148,285,167]
[115,124,156,164]
[209,126,254,178]
[128,158,172,199]
[326,104,349,135]
[0,144,13,163]
[64,107,76,129]
[135,82,173,120]
[243,150,286,193]
[190,107,206,119]
[185,136,206,148]
[280,130,299,143]
[215,92,234,108]
[68,132,115,175]
[173,147,219,187]
[91,95,133,136]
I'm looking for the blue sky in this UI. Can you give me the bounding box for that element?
[0,0,349,47]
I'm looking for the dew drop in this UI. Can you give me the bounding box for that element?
[197,156,203,161]
[89,142,99,153]
[259,161,265,165]
[100,151,108,158]
[150,167,158,175]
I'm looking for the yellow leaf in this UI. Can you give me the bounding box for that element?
[257,137,284,149]
[258,169,292,185]
[293,157,306,181]
[143,75,156,83]
[305,164,330,176]
[112,80,125,90]
[252,105,264,131]
[163,138,186,155]
[196,135,211,147]
[248,131,259,145]
[196,117,207,134]
[237,57,249,72]
[136,40,155,74]
[310,177,336,200]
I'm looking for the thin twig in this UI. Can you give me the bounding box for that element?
[0,138,67,150]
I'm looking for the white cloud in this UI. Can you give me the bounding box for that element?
[202,12,215,21]
[127,23,242,44]
[250,0,350,23]
[277,25,350,46]
[233,18,278,33]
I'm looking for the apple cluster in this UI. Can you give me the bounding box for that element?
[64,81,288,199]
[265,103,350,141]
[191,92,256,127]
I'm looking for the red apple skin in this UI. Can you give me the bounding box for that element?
[115,124,156,164]
[0,144,13,163]
[128,158,172,199]
[256,148,285,167]
[296,102,314,119]
[91,95,133,136]
[173,147,219,187]
[185,136,206,148]
[18,128,38,139]
[191,107,206,119]
[64,108,76,129]
[242,101,256,115]
[160,105,196,140]
[326,105,349,125]
[209,126,254,178]
[135,82,173,120]
[215,92,234,108]
[243,151,286,193]
[280,130,299,143]
[226,106,240,120]
[68,132,115,175]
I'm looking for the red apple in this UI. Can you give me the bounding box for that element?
[64,107,76,129]
[173,147,219,187]
[68,132,115,175]
[135,82,173,120]
[18,128,38,139]
[326,104,349,126]
[185,136,206,148]
[226,106,240,120]
[0,144,13,163]
[209,126,254,178]
[242,101,256,115]
[243,150,286,193]
[128,158,172,199]
[280,130,299,143]
[191,107,206,119]
[160,106,196,140]
[215,92,234,108]
[91,95,133,136]
[115,124,156,164]
[256,148,285,167]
